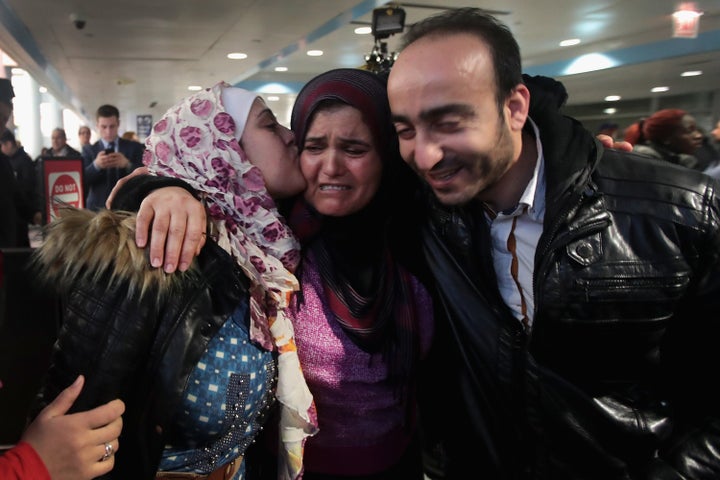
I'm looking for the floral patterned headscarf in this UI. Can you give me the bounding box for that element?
[143,81,317,479]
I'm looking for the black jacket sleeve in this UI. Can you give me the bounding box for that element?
[110,174,198,211]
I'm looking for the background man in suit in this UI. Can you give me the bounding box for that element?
[82,104,144,211]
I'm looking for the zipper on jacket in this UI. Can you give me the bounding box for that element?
[578,275,688,303]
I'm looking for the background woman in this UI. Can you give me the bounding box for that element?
[632,108,703,169]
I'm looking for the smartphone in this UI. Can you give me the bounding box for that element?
[104,147,114,155]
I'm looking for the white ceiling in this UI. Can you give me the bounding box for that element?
[0,0,718,130]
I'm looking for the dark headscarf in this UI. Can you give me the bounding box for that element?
[290,68,420,272]
[292,68,396,158]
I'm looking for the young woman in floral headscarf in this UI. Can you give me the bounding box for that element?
[30,82,317,480]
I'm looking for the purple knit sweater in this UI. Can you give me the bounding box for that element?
[291,252,434,476]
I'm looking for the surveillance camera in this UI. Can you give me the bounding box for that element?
[69,13,86,30]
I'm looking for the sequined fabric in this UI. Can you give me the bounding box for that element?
[159,304,276,479]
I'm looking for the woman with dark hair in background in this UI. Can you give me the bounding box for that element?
[632,108,703,169]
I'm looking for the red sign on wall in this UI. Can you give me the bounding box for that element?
[672,5,702,39]
[42,157,84,223]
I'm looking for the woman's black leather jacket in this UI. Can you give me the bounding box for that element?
[418,98,720,479]
[29,206,251,479]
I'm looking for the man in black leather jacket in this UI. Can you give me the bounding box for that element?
[387,7,720,480]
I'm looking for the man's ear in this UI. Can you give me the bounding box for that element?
[506,84,530,132]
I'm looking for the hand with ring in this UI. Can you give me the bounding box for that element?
[21,375,124,480]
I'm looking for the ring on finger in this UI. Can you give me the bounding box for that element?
[101,442,114,462]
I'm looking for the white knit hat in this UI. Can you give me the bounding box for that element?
[220,86,259,140]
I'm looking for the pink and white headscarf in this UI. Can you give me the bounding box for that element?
[143,81,317,479]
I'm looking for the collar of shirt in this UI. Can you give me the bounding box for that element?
[484,117,546,222]
[515,117,545,221]
[102,139,118,150]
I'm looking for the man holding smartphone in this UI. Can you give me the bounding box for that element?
[81,104,144,211]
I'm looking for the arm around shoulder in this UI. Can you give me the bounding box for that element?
[107,172,207,273]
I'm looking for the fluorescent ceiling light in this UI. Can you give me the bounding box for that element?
[258,83,292,94]
[563,53,617,75]
[681,70,702,77]
[651,86,669,93]
[354,26,372,35]
[274,66,288,72]
[227,52,248,60]
[266,96,280,101]
[307,50,324,57]
[187,85,202,91]
[603,108,617,114]
[604,95,621,101]
[559,38,581,47]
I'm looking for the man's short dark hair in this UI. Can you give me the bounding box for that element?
[96,104,120,119]
[400,7,523,111]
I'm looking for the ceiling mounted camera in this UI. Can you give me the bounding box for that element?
[69,13,86,30]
